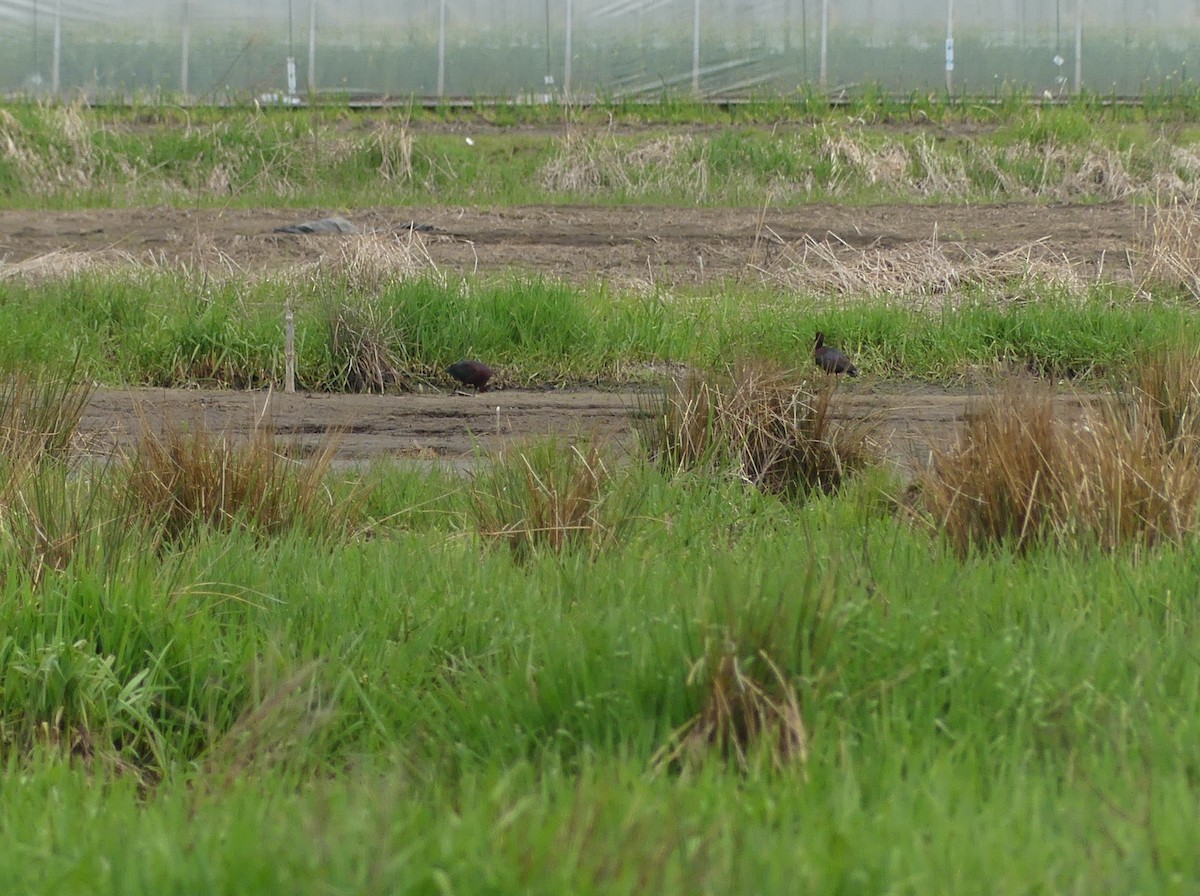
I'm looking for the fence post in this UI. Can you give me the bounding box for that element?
[564,0,572,98]
[308,0,317,95]
[945,0,954,94]
[437,0,446,97]
[285,301,296,394]
[52,0,61,96]
[1074,0,1083,93]
[819,0,828,88]
[181,0,190,97]
[692,0,700,93]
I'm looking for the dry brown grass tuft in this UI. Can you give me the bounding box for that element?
[1135,192,1200,299]
[755,233,1084,303]
[372,121,415,183]
[540,129,707,199]
[1131,343,1200,450]
[917,388,1074,554]
[917,377,1200,554]
[469,438,627,561]
[314,231,443,295]
[124,414,355,541]
[655,646,807,774]
[638,361,875,499]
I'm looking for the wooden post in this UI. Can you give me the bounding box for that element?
[285,301,296,394]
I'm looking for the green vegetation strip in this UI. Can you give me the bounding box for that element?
[4,98,1200,207]
[1,272,1195,387]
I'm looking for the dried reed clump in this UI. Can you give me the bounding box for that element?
[469,438,627,562]
[1062,148,1138,199]
[756,234,1083,303]
[316,231,442,295]
[1132,343,1200,450]
[820,130,910,193]
[372,121,414,183]
[638,362,874,499]
[911,134,972,196]
[1134,192,1200,299]
[917,378,1200,555]
[654,646,808,774]
[539,130,706,199]
[124,416,353,542]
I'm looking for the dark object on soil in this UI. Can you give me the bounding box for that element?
[274,216,360,235]
[447,359,495,392]
[814,332,858,376]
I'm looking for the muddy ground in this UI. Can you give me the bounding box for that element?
[0,202,1125,472]
[77,382,1092,478]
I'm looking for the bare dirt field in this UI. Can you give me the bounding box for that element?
[0,202,1123,473]
[0,201,1139,284]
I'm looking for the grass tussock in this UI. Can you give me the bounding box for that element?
[639,362,875,499]
[124,415,356,541]
[0,361,139,587]
[0,360,92,470]
[0,248,142,282]
[325,296,412,393]
[1132,343,1200,449]
[655,646,807,774]
[469,438,628,561]
[918,376,1200,554]
[1135,192,1200,299]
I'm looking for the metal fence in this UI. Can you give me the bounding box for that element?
[1,1,1197,101]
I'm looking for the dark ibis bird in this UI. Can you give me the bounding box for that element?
[813,332,858,376]
[447,359,495,392]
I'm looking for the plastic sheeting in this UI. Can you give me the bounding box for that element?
[0,1,1196,100]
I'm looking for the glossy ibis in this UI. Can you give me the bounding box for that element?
[814,332,858,376]
[447,359,495,392]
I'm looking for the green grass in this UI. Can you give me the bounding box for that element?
[3,99,1200,207]
[2,444,1200,892]
[0,271,1196,389]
